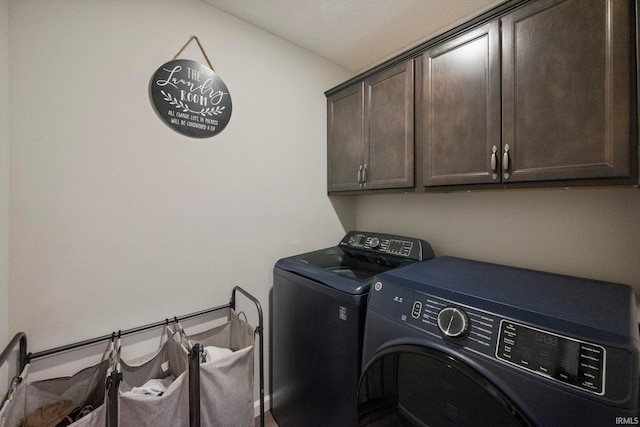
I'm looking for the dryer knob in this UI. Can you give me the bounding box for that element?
[437,307,469,339]
[369,237,381,249]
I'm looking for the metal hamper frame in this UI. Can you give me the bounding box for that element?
[0,286,264,427]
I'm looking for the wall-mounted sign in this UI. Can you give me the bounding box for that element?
[150,59,232,138]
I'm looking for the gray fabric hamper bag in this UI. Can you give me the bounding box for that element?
[186,309,254,427]
[0,359,109,427]
[118,336,190,427]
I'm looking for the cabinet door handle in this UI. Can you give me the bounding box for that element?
[491,145,498,172]
[490,145,498,180]
[358,165,364,187]
[362,164,368,187]
[503,144,510,180]
[491,146,498,172]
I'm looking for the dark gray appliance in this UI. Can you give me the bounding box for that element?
[358,256,640,426]
[272,231,435,426]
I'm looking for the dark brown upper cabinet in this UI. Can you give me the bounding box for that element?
[420,0,635,188]
[327,83,363,192]
[501,0,633,184]
[419,21,501,186]
[328,0,637,193]
[327,60,414,193]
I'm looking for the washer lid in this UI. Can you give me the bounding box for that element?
[275,246,400,295]
[274,231,434,296]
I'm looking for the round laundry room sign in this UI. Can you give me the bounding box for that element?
[150,59,232,138]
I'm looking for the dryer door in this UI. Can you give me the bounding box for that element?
[358,345,533,427]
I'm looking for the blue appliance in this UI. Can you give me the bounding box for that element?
[359,256,640,426]
[272,231,435,426]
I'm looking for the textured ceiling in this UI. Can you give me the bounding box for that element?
[201,0,503,72]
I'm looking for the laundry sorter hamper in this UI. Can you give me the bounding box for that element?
[116,330,191,427]
[0,338,116,427]
[1,286,265,427]
[179,309,255,427]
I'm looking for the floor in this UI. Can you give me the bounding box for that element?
[255,410,278,427]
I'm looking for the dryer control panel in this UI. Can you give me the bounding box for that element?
[369,279,607,396]
[496,320,604,394]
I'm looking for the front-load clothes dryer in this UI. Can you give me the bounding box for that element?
[358,256,640,427]
[272,231,434,426]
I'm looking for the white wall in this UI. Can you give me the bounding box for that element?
[8,0,353,391]
[355,187,640,296]
[0,0,9,389]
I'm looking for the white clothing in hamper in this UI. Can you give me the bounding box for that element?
[127,376,174,397]
[203,346,232,363]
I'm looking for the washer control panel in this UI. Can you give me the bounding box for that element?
[339,231,434,261]
[369,280,606,396]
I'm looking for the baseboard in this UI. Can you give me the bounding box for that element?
[254,394,271,417]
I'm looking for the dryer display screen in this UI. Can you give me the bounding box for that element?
[496,320,605,395]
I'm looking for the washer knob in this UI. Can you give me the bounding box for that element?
[437,307,469,339]
[369,237,381,249]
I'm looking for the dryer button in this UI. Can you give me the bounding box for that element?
[437,307,469,339]
[411,301,422,319]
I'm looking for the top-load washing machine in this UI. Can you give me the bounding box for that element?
[272,231,434,426]
[358,256,640,426]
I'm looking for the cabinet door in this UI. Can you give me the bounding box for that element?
[327,83,364,192]
[420,22,501,186]
[501,0,633,183]
[364,61,414,190]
